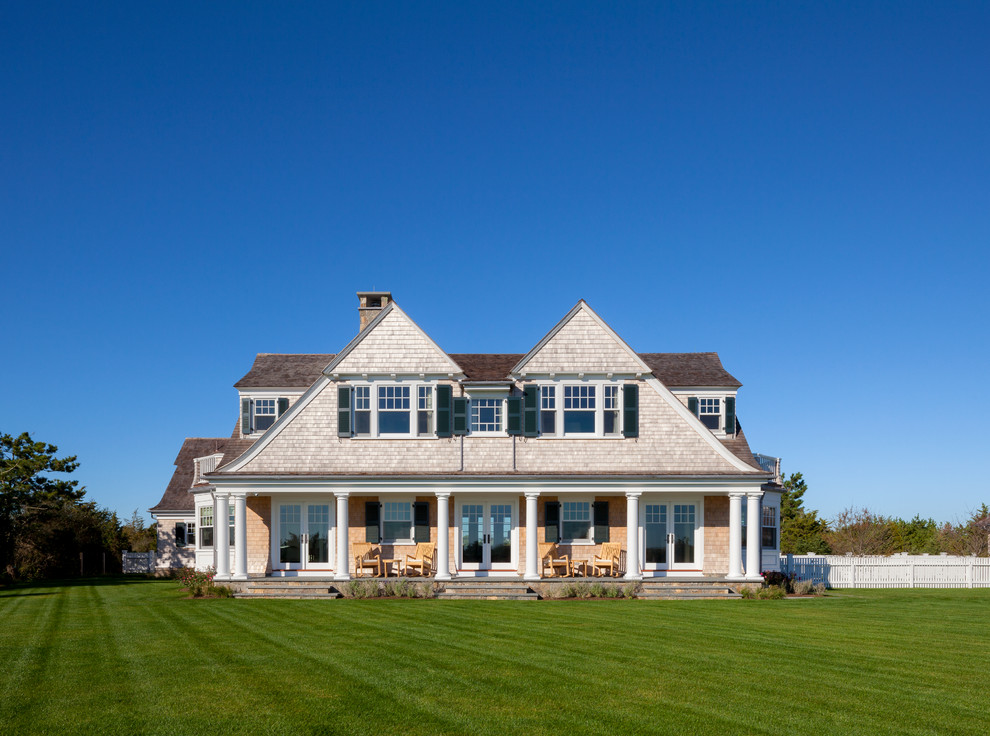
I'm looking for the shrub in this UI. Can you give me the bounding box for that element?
[792,579,814,596]
[176,566,231,598]
[762,570,794,591]
[813,582,827,596]
[621,582,641,599]
[740,586,756,599]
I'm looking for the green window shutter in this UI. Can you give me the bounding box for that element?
[688,397,699,417]
[545,501,560,543]
[452,397,468,435]
[506,397,522,435]
[337,386,352,437]
[523,384,539,437]
[413,502,430,543]
[622,384,639,438]
[277,397,289,417]
[241,398,251,434]
[365,502,381,544]
[724,396,735,435]
[436,385,452,437]
[593,501,610,543]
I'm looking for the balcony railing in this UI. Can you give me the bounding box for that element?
[752,453,782,485]
[193,453,225,485]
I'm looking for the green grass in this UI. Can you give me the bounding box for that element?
[1,580,988,735]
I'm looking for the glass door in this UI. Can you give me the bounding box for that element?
[276,501,334,572]
[644,503,668,570]
[670,504,697,570]
[459,500,515,571]
[641,500,700,573]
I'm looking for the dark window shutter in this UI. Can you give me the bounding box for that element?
[241,398,251,434]
[365,502,381,544]
[413,502,430,543]
[622,384,639,438]
[724,396,735,436]
[523,384,539,437]
[277,397,289,417]
[593,501,610,542]
[436,385,452,437]
[688,397,699,417]
[337,387,352,437]
[506,397,522,435]
[452,397,468,435]
[545,501,560,543]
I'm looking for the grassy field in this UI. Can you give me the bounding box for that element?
[0,579,987,735]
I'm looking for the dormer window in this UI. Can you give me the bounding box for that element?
[254,399,277,431]
[699,398,720,430]
[687,395,735,436]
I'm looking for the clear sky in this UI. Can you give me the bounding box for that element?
[2,2,987,526]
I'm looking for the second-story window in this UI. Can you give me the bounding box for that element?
[417,386,433,436]
[563,385,596,434]
[471,398,502,433]
[540,386,556,434]
[378,385,411,434]
[699,398,720,430]
[354,386,371,435]
[254,399,277,431]
[604,385,620,436]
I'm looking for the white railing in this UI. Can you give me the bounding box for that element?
[123,551,156,574]
[780,553,990,588]
[752,453,782,484]
[192,453,225,485]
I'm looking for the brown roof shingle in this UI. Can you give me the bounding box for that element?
[234,354,335,389]
[150,438,241,513]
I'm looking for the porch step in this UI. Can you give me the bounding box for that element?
[637,580,741,600]
[234,580,342,599]
[438,581,539,601]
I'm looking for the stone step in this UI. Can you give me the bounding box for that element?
[235,591,342,599]
[438,593,539,601]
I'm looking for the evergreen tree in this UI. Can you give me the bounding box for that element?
[779,472,830,554]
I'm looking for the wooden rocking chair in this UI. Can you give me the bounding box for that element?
[353,542,381,577]
[539,542,571,578]
[404,542,436,577]
[591,542,622,577]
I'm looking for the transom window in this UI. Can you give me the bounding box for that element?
[471,398,502,433]
[540,386,556,434]
[378,386,411,434]
[254,399,276,431]
[383,501,413,542]
[563,385,596,434]
[699,397,720,430]
[561,501,592,542]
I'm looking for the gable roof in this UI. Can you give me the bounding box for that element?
[150,437,236,513]
[234,354,336,389]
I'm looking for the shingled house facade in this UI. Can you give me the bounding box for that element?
[151,293,781,583]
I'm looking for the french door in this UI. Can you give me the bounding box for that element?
[459,500,515,572]
[276,502,333,571]
[642,501,700,572]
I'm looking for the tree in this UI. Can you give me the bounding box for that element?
[1,432,84,579]
[122,509,157,553]
[826,507,894,555]
[779,472,830,554]
[939,504,990,557]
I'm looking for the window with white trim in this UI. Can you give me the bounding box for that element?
[540,386,556,434]
[561,501,592,542]
[382,502,413,543]
[699,397,720,430]
[470,398,502,433]
[378,386,411,434]
[417,386,434,436]
[762,506,777,549]
[604,385,620,436]
[199,507,214,548]
[175,521,194,548]
[254,399,277,431]
[354,386,371,435]
[563,385,596,434]
[229,506,236,547]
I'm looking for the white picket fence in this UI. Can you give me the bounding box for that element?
[779,554,990,589]
[122,551,156,573]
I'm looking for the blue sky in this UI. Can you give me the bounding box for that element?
[2,2,987,526]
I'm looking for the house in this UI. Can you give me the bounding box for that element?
[151,292,782,583]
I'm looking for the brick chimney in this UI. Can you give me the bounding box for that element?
[357,291,392,332]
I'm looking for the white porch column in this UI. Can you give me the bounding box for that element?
[214,492,230,580]
[335,491,350,581]
[232,492,248,581]
[746,492,763,581]
[624,491,642,580]
[524,492,540,581]
[435,491,451,581]
[727,492,744,580]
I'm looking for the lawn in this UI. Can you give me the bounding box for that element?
[0,580,987,735]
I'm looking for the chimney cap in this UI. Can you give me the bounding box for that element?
[357,291,393,330]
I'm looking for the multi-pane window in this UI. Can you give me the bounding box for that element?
[561,501,592,542]
[540,386,556,434]
[254,399,276,431]
[762,506,777,549]
[383,502,412,542]
[604,385,620,435]
[354,386,371,435]
[378,386,410,434]
[199,507,214,548]
[229,506,236,547]
[699,398,720,430]
[175,521,194,548]
[563,385,596,434]
[471,399,502,433]
[417,386,434,436]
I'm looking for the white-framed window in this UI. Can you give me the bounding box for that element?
[199,507,214,548]
[229,506,236,547]
[382,501,413,543]
[699,397,720,430]
[354,386,371,436]
[563,385,596,434]
[540,386,556,434]
[254,399,277,431]
[417,386,434,436]
[762,506,777,549]
[604,385,620,436]
[378,386,411,434]
[561,501,592,542]
[470,398,503,433]
[175,521,194,548]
